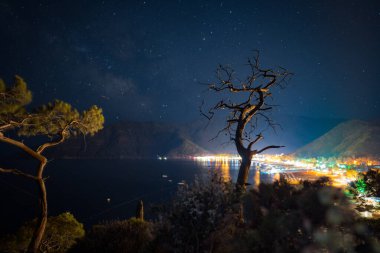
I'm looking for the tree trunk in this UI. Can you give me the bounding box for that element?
[27,160,48,253]
[136,200,144,220]
[0,136,49,253]
[236,154,252,190]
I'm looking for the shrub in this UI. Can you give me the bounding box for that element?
[349,169,380,198]
[347,169,380,214]
[239,177,380,253]
[155,171,242,253]
[0,212,84,253]
[71,218,153,253]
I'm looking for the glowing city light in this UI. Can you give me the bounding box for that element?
[193,153,380,188]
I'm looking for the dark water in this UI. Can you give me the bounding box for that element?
[0,159,278,234]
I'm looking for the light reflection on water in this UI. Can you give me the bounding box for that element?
[194,157,343,188]
[193,154,367,188]
[195,159,288,186]
[253,169,260,189]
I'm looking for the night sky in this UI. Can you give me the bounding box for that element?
[0,0,379,124]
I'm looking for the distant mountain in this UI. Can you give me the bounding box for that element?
[177,114,344,154]
[45,115,345,159]
[1,115,347,159]
[293,120,380,158]
[167,139,209,158]
[47,121,211,159]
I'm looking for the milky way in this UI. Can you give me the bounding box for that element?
[0,0,379,123]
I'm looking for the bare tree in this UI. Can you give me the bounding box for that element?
[201,52,292,189]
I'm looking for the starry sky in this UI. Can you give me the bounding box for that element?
[0,0,379,124]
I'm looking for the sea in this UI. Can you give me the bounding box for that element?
[0,158,292,234]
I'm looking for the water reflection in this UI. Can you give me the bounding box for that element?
[216,160,231,181]
[273,172,280,182]
[194,158,305,187]
[253,169,260,189]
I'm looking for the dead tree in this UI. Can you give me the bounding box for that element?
[201,52,292,189]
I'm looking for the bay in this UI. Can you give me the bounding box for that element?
[0,159,280,234]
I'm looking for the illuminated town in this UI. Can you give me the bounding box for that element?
[193,153,380,187]
[193,154,380,218]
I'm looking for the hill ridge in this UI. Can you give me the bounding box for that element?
[293,120,380,158]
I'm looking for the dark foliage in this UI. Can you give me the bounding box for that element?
[70,218,153,253]
[0,212,84,253]
[238,177,380,253]
[347,169,380,213]
[150,173,380,253]
[350,169,380,197]
[154,171,242,253]
[3,175,380,253]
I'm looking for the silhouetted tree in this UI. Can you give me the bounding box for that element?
[0,76,104,253]
[202,52,292,189]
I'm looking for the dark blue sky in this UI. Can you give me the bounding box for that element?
[0,0,379,123]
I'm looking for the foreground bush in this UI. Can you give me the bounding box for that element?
[3,174,380,253]
[239,177,380,253]
[347,169,380,213]
[71,218,153,253]
[155,171,242,253]
[0,212,84,253]
[153,173,380,253]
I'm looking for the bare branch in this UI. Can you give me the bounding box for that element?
[209,120,234,142]
[0,167,37,180]
[37,132,67,154]
[256,145,285,154]
[247,133,263,151]
[214,100,244,111]
[36,121,76,154]
[199,100,214,121]
[0,135,46,162]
